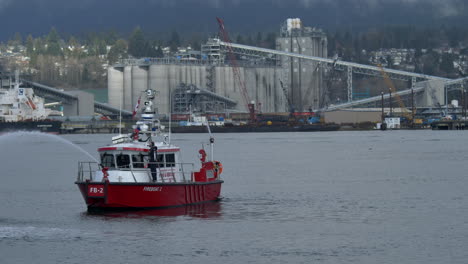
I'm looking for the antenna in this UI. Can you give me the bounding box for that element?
[119,89,122,135]
[168,99,172,144]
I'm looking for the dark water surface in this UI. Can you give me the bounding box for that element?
[0,131,467,264]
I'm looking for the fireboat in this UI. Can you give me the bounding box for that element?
[75,89,223,211]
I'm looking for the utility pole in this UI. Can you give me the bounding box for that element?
[445,85,448,117]
[389,88,393,116]
[290,32,294,113]
[463,88,468,120]
[461,88,464,119]
[381,92,386,131]
[381,92,385,122]
[411,88,415,128]
[463,87,467,120]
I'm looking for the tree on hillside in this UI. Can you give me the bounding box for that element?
[26,35,34,56]
[421,52,439,75]
[440,53,455,75]
[245,35,253,46]
[46,28,62,56]
[255,32,262,46]
[188,33,204,51]
[128,27,150,57]
[155,46,163,58]
[34,54,60,85]
[81,56,105,86]
[65,57,83,87]
[66,36,82,58]
[264,32,276,49]
[386,55,394,69]
[145,40,161,57]
[108,39,128,64]
[13,32,23,46]
[169,31,180,53]
[33,37,46,54]
[104,30,119,46]
[235,35,245,44]
[94,39,107,56]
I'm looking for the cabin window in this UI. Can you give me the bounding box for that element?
[165,153,175,167]
[132,154,146,168]
[101,153,115,168]
[156,154,164,167]
[116,154,131,168]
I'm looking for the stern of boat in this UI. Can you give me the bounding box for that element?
[75,161,224,210]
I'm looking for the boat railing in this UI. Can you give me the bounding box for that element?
[77,161,196,183]
[132,162,196,183]
[77,162,100,182]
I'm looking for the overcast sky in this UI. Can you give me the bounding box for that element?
[0,0,466,40]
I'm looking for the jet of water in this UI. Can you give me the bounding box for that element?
[0,131,99,163]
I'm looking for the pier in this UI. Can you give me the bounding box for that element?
[431,120,467,130]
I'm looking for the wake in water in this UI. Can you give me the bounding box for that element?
[0,131,99,162]
[0,225,91,241]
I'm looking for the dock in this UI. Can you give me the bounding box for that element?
[60,120,131,134]
[431,120,467,130]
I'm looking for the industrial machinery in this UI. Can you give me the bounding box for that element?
[216,17,257,123]
[378,64,414,123]
[428,82,446,117]
[279,78,293,114]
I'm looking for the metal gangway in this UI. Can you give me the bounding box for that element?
[214,40,467,110]
[172,83,237,114]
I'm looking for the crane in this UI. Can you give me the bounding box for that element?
[216,17,257,123]
[279,78,302,123]
[279,78,293,113]
[377,64,414,122]
[427,82,446,117]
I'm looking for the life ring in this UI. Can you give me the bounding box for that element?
[214,161,223,175]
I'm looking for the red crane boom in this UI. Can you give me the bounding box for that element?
[216,17,256,123]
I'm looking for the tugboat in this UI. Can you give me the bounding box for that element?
[0,72,61,134]
[75,89,224,211]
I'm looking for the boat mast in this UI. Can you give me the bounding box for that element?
[119,88,122,135]
[205,122,214,161]
[168,91,172,144]
[140,89,158,142]
[14,70,19,88]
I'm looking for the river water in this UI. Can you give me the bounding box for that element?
[0,130,467,264]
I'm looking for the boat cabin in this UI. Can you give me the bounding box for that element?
[93,143,187,183]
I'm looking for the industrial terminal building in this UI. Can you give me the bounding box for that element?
[107,19,327,116]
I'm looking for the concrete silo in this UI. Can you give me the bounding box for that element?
[131,66,148,110]
[108,61,287,115]
[148,64,170,115]
[276,18,328,111]
[108,67,124,108]
[123,66,132,110]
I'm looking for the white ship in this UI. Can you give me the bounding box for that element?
[0,72,61,133]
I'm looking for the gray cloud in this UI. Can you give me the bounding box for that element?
[260,0,465,17]
[297,0,464,15]
[0,0,12,10]
[147,0,465,17]
[0,0,463,14]
[0,0,464,20]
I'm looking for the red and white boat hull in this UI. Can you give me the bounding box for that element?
[76,180,223,210]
